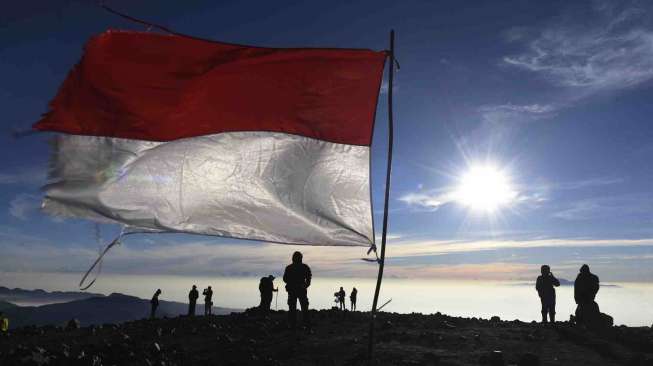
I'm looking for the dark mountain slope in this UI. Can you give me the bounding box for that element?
[3,293,239,328]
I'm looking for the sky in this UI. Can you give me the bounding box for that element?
[2,0,653,286]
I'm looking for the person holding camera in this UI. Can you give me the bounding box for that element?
[203,286,214,316]
[335,287,346,310]
[536,264,560,324]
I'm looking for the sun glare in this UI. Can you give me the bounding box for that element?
[453,164,516,213]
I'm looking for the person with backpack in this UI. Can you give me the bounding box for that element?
[574,264,602,328]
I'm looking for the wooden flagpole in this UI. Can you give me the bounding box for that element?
[367,29,395,365]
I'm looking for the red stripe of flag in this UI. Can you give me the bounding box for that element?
[34,30,387,146]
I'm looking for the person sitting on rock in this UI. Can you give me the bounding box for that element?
[350,287,358,311]
[0,312,8,333]
[150,289,162,319]
[536,265,560,323]
[259,275,278,315]
[335,287,346,310]
[574,264,601,327]
[283,251,312,329]
[188,285,199,316]
[203,286,213,316]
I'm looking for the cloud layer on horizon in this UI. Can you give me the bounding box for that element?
[2,228,653,282]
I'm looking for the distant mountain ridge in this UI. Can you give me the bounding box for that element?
[0,286,103,306]
[0,287,241,329]
[0,301,19,311]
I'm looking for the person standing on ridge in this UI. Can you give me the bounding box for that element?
[350,287,358,311]
[203,286,213,316]
[150,289,162,319]
[536,265,560,323]
[283,251,312,329]
[335,287,346,310]
[574,264,601,326]
[259,275,278,315]
[188,285,199,316]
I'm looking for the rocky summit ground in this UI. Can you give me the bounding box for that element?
[1,309,653,366]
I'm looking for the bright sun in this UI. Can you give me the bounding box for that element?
[453,164,516,213]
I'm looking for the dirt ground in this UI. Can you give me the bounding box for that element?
[1,309,652,365]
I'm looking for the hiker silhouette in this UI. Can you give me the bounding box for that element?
[283,251,312,328]
[203,286,213,316]
[574,264,603,327]
[335,287,346,310]
[536,265,560,323]
[350,287,358,311]
[259,275,278,315]
[150,289,162,319]
[188,285,199,316]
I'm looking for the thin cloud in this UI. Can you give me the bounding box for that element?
[9,193,41,220]
[0,166,46,186]
[502,26,532,43]
[553,177,625,190]
[479,103,558,124]
[398,191,452,211]
[553,193,653,221]
[398,186,541,212]
[504,2,653,93]
[387,237,653,258]
[402,174,625,213]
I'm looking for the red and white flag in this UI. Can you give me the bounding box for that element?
[35,30,386,246]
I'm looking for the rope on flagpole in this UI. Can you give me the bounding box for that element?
[367,29,396,365]
[79,226,127,290]
[377,298,392,312]
[99,2,178,35]
[98,3,237,46]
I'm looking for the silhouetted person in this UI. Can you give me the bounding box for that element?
[188,285,199,316]
[283,251,312,329]
[574,264,600,326]
[335,287,346,310]
[259,275,278,315]
[0,312,8,333]
[150,289,162,319]
[203,286,213,316]
[536,265,560,323]
[350,287,358,311]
